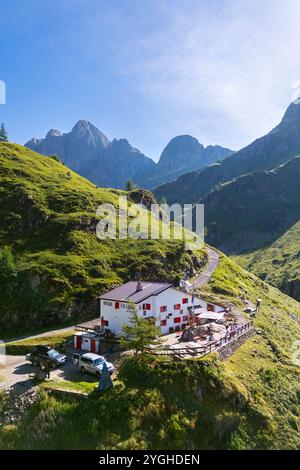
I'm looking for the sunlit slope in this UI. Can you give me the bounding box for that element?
[2,253,300,450]
[234,219,300,300]
[0,143,206,332]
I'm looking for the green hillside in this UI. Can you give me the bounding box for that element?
[202,156,300,253]
[2,254,300,450]
[2,143,300,450]
[0,143,205,333]
[198,155,300,300]
[234,220,300,300]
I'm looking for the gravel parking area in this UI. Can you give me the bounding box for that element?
[0,354,99,395]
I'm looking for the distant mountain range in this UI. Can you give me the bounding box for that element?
[25,122,233,190]
[154,100,300,204]
[202,155,300,254]
[201,155,300,300]
[176,99,300,301]
[25,120,156,189]
[147,135,233,188]
[25,101,300,302]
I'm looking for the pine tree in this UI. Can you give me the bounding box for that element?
[121,306,162,355]
[0,123,8,142]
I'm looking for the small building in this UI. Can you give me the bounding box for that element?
[73,332,100,353]
[99,281,224,337]
[73,319,102,353]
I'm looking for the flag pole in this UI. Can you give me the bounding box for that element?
[191,280,195,325]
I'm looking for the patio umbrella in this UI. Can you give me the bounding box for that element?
[198,311,224,321]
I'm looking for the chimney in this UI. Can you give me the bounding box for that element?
[136,281,143,292]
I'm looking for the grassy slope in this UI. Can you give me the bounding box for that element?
[195,154,300,300]
[2,254,300,450]
[4,330,74,355]
[0,143,206,333]
[233,220,300,299]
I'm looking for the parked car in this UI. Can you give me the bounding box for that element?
[244,307,256,314]
[26,345,66,367]
[72,352,114,377]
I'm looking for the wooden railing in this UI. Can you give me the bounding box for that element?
[145,320,253,358]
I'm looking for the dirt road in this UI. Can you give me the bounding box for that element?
[184,247,220,291]
[3,325,76,345]
[194,247,220,288]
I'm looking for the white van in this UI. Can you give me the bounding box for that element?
[72,352,114,377]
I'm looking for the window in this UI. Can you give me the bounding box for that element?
[207,303,215,312]
[81,357,92,364]
[174,304,181,310]
[182,315,188,322]
[101,319,109,326]
[182,298,188,304]
[142,303,151,310]
[94,358,105,365]
[180,309,183,314]
[115,302,120,309]
[174,317,181,323]
[160,306,167,313]
[160,319,167,326]
[103,301,112,306]
[48,350,60,359]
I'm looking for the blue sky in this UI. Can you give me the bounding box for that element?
[1,0,300,161]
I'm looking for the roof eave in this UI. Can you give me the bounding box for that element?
[99,284,173,304]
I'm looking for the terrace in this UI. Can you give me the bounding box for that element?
[146,306,253,359]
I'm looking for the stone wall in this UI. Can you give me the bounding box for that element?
[43,386,89,401]
[218,329,254,361]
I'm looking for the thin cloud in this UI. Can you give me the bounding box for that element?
[83,0,300,149]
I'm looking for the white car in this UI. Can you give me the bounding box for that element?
[73,352,114,377]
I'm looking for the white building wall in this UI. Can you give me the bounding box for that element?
[149,288,203,335]
[100,287,224,337]
[100,299,133,336]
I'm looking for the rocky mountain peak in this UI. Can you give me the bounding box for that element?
[158,135,204,170]
[71,120,110,147]
[46,129,62,138]
[110,138,138,153]
[25,121,232,190]
[279,100,300,126]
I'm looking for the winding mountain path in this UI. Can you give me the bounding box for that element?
[185,247,220,291]
[3,325,75,345]
[194,247,220,288]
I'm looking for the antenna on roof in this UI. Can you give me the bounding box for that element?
[136,281,143,292]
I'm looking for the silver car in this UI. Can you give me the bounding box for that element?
[73,352,114,377]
